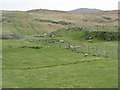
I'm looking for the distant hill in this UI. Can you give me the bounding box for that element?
[27,9,68,14]
[1,9,118,35]
[69,8,103,13]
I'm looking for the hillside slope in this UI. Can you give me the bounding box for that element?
[1,9,118,35]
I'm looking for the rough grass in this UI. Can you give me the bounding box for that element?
[1,10,118,88]
[2,38,118,88]
[2,11,67,35]
[29,9,117,26]
[3,59,118,88]
[2,10,118,35]
[2,39,98,69]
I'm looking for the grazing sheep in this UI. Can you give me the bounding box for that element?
[84,54,88,57]
[52,35,55,37]
[85,36,93,40]
[59,40,64,43]
[50,35,55,37]
[44,33,47,36]
[66,28,69,30]
[89,37,93,39]
[69,45,73,48]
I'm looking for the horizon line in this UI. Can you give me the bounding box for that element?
[0,8,118,12]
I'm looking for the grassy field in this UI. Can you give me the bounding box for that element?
[3,59,118,88]
[2,9,118,88]
[2,39,118,88]
[2,29,118,88]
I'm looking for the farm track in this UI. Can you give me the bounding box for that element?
[2,58,108,70]
[28,22,40,34]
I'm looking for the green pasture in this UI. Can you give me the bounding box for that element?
[2,35,118,88]
[2,12,118,88]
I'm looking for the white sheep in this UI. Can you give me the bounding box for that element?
[84,54,88,57]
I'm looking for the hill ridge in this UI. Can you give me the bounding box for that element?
[69,8,103,13]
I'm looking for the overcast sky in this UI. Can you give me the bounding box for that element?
[1,0,119,11]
